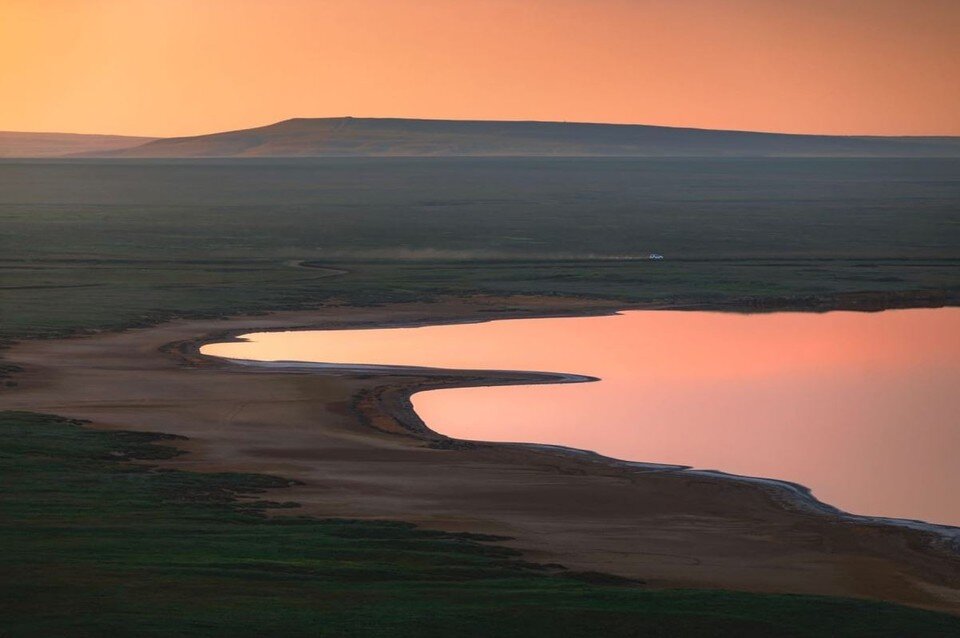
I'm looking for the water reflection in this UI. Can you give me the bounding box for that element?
[202,309,960,526]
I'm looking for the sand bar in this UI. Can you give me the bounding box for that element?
[2,296,958,614]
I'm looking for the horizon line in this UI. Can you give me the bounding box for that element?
[5,115,960,141]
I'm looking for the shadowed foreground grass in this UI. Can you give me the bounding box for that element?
[1,411,957,637]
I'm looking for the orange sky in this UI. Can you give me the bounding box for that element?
[2,0,959,137]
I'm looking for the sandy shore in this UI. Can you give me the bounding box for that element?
[2,296,959,614]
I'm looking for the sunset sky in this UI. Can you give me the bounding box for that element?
[2,0,958,137]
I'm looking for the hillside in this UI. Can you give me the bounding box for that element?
[87,117,960,158]
[0,131,157,157]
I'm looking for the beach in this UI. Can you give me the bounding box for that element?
[1,296,958,615]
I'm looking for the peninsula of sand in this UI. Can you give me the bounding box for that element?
[2,296,959,615]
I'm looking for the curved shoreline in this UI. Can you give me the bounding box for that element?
[5,297,959,614]
[200,322,960,553]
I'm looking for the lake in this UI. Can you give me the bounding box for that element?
[202,308,960,527]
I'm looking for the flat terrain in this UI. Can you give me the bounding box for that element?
[2,300,959,617]
[5,411,958,637]
[2,158,958,340]
[0,131,157,157]
[1,157,958,633]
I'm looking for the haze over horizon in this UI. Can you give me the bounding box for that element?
[2,0,958,138]
[8,115,960,141]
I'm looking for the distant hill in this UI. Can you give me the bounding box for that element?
[84,117,960,158]
[6,119,959,158]
[0,131,157,158]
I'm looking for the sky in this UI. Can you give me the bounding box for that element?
[2,0,959,138]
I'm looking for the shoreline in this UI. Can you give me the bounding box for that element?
[3,296,960,614]
[204,347,960,553]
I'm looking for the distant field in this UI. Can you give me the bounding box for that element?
[0,132,156,158]
[1,158,958,339]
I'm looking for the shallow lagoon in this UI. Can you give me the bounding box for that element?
[203,308,960,526]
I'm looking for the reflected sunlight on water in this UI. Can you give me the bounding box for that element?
[202,308,960,526]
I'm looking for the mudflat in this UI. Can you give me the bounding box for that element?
[2,296,958,614]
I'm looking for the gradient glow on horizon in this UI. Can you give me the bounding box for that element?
[2,0,959,137]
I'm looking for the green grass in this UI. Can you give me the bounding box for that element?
[3,257,957,342]
[1,411,958,637]
[1,157,958,341]
[1,159,958,634]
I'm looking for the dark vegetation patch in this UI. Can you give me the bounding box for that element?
[0,158,958,341]
[1,411,958,637]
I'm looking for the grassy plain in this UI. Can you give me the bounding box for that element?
[1,158,958,634]
[2,157,958,340]
[3,411,958,637]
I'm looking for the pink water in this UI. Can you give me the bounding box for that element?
[202,309,960,526]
